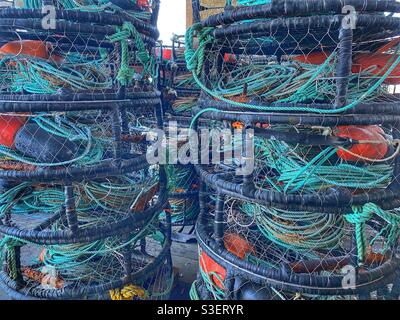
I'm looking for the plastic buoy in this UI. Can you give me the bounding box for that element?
[334,125,388,162]
[352,54,400,84]
[14,122,79,163]
[239,283,272,300]
[199,251,226,289]
[224,53,237,63]
[232,121,244,130]
[0,40,64,64]
[156,48,172,61]
[353,38,400,85]
[137,0,149,7]
[0,115,26,148]
[255,123,270,129]
[0,40,51,59]
[292,39,400,84]
[199,233,255,289]
[292,51,331,65]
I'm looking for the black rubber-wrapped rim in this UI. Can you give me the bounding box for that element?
[0,152,151,182]
[0,8,159,40]
[201,0,400,28]
[193,103,400,126]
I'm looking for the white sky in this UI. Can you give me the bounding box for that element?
[158,0,187,44]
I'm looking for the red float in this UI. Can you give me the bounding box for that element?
[199,233,255,289]
[0,115,26,149]
[334,125,388,162]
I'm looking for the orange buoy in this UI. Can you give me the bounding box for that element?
[334,125,388,162]
[224,53,237,63]
[156,48,172,61]
[137,0,149,7]
[292,39,400,84]
[199,252,227,289]
[0,115,26,148]
[199,233,255,289]
[255,122,270,129]
[292,51,331,65]
[0,40,52,59]
[352,53,400,84]
[232,121,244,130]
[352,38,400,85]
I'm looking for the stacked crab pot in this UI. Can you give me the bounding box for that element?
[156,35,200,243]
[0,0,174,300]
[188,0,400,300]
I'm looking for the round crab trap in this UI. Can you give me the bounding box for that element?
[0,212,173,300]
[189,187,400,300]
[157,34,200,118]
[155,40,201,243]
[193,110,400,213]
[165,164,199,243]
[156,129,199,243]
[186,0,400,215]
[187,0,400,300]
[0,0,168,244]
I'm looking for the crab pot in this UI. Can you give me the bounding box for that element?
[0,213,173,300]
[188,0,400,110]
[158,131,200,243]
[157,35,201,117]
[188,191,400,300]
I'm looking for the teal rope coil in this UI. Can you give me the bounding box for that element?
[0,171,157,222]
[16,0,153,22]
[0,55,112,95]
[254,139,393,194]
[185,24,400,114]
[240,202,344,252]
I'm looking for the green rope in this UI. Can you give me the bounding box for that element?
[185,24,400,114]
[345,203,400,263]
[0,237,24,280]
[189,281,201,300]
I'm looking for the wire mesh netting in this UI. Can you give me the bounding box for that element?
[156,35,201,242]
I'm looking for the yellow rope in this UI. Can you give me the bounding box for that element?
[109,284,147,300]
